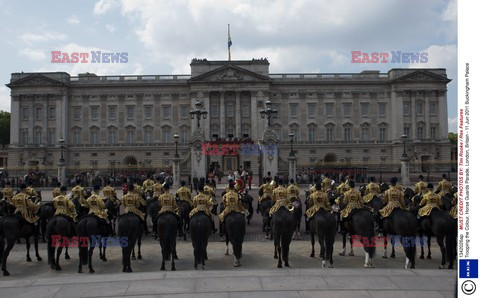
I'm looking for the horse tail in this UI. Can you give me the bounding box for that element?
[46,218,55,265]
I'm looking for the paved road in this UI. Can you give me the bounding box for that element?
[0,185,456,297]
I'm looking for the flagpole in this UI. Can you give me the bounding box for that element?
[228,24,231,61]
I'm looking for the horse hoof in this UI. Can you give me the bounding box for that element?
[274,255,278,259]
[410,265,415,269]
[339,252,345,256]
[448,265,453,269]
[37,256,43,262]
[310,253,315,258]
[51,265,56,270]
[329,264,334,268]
[419,255,425,259]
[202,266,205,270]
[3,270,10,276]
[427,255,432,260]
[26,257,32,262]
[89,269,95,273]
[348,252,354,256]
[132,256,136,260]
[65,255,70,260]
[171,267,176,271]
[127,268,133,273]
[277,264,282,268]
[137,255,142,260]
[390,255,395,259]
[285,263,290,267]
[161,266,165,271]
[174,255,178,260]
[55,266,62,271]
[439,265,444,269]
[234,263,240,268]
[122,268,127,272]
[78,269,83,273]
[382,255,388,259]
[102,258,107,262]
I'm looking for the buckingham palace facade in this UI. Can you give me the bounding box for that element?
[6,58,451,178]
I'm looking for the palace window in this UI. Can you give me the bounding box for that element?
[162,129,170,143]
[21,129,28,145]
[90,106,99,120]
[307,103,316,118]
[308,128,316,142]
[126,106,135,120]
[73,107,81,120]
[290,104,298,118]
[48,129,55,145]
[181,129,189,144]
[343,104,351,117]
[242,103,250,117]
[429,102,437,115]
[73,130,81,145]
[90,129,99,145]
[163,105,171,119]
[144,106,153,119]
[417,126,424,140]
[404,126,410,139]
[127,130,135,145]
[144,128,153,144]
[416,102,424,116]
[34,128,42,144]
[344,127,351,142]
[379,127,386,142]
[108,106,117,120]
[325,104,334,117]
[22,107,29,121]
[326,128,334,142]
[430,126,437,140]
[403,102,410,116]
[211,104,219,117]
[361,103,369,117]
[378,103,386,117]
[180,106,189,119]
[108,129,117,145]
[48,106,56,120]
[226,102,234,117]
[361,127,369,141]
[35,107,43,120]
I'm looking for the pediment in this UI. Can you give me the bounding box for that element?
[7,74,67,88]
[391,70,451,83]
[189,65,271,82]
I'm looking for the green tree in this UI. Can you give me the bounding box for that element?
[448,132,457,145]
[0,111,10,145]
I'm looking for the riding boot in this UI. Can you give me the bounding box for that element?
[211,219,217,234]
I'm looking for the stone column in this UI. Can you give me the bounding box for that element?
[288,154,297,182]
[58,160,67,186]
[10,95,20,145]
[235,91,241,138]
[191,127,207,180]
[401,155,411,186]
[173,155,181,188]
[261,128,278,178]
[220,91,225,138]
[250,92,258,140]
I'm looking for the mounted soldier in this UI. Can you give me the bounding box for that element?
[189,183,216,233]
[71,179,88,209]
[321,174,332,192]
[339,180,363,228]
[219,183,247,223]
[336,177,350,196]
[436,174,452,198]
[53,186,77,222]
[269,178,294,216]
[153,176,165,200]
[133,178,144,198]
[103,180,120,207]
[26,181,41,204]
[257,177,274,213]
[287,179,299,202]
[1,181,14,207]
[86,185,109,232]
[449,192,457,219]
[11,183,39,224]
[142,174,155,198]
[122,184,146,220]
[414,175,428,196]
[204,180,217,215]
[378,177,405,233]
[176,180,193,207]
[52,182,62,199]
[363,176,380,204]
[158,183,180,220]
[306,183,331,222]
[418,183,442,219]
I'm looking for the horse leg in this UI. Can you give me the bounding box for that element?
[131,246,136,260]
[225,238,230,256]
[41,219,47,242]
[2,239,15,276]
[437,235,446,269]
[320,237,326,267]
[339,231,347,256]
[309,229,315,258]
[55,246,63,271]
[65,246,70,260]
[88,246,95,273]
[348,234,355,256]
[137,236,142,259]
[25,237,32,262]
[171,242,177,271]
[382,234,388,258]
[277,244,283,268]
[419,230,425,259]
[34,232,42,261]
[427,235,432,259]
[390,236,396,258]
[102,246,107,262]
[160,247,166,271]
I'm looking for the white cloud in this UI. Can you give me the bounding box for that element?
[0,86,10,112]
[18,48,47,61]
[67,15,80,24]
[442,0,457,21]
[448,117,457,133]
[20,32,67,45]
[93,0,118,14]
[105,24,116,33]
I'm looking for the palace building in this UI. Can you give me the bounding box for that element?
[6,58,451,179]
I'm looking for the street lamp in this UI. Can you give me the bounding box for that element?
[289,132,295,157]
[190,100,208,128]
[259,100,278,127]
[401,134,408,157]
[59,137,65,162]
[174,133,179,158]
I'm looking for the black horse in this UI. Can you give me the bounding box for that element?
[190,211,211,270]
[146,200,160,239]
[309,209,336,268]
[271,206,295,268]
[241,192,254,225]
[77,215,108,273]
[157,212,178,271]
[259,198,273,239]
[292,197,303,239]
[0,216,42,276]
[224,211,246,267]
[381,209,417,269]
[417,208,455,269]
[38,202,55,242]
[177,200,191,240]
[340,209,376,268]
[117,212,143,272]
[46,215,75,271]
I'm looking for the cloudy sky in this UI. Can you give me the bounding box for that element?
[0,0,457,131]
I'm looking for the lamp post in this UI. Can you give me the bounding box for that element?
[173,133,180,188]
[288,132,296,182]
[400,134,410,186]
[259,100,278,127]
[190,100,208,128]
[57,137,66,186]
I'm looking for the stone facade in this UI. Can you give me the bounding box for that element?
[6,59,451,178]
